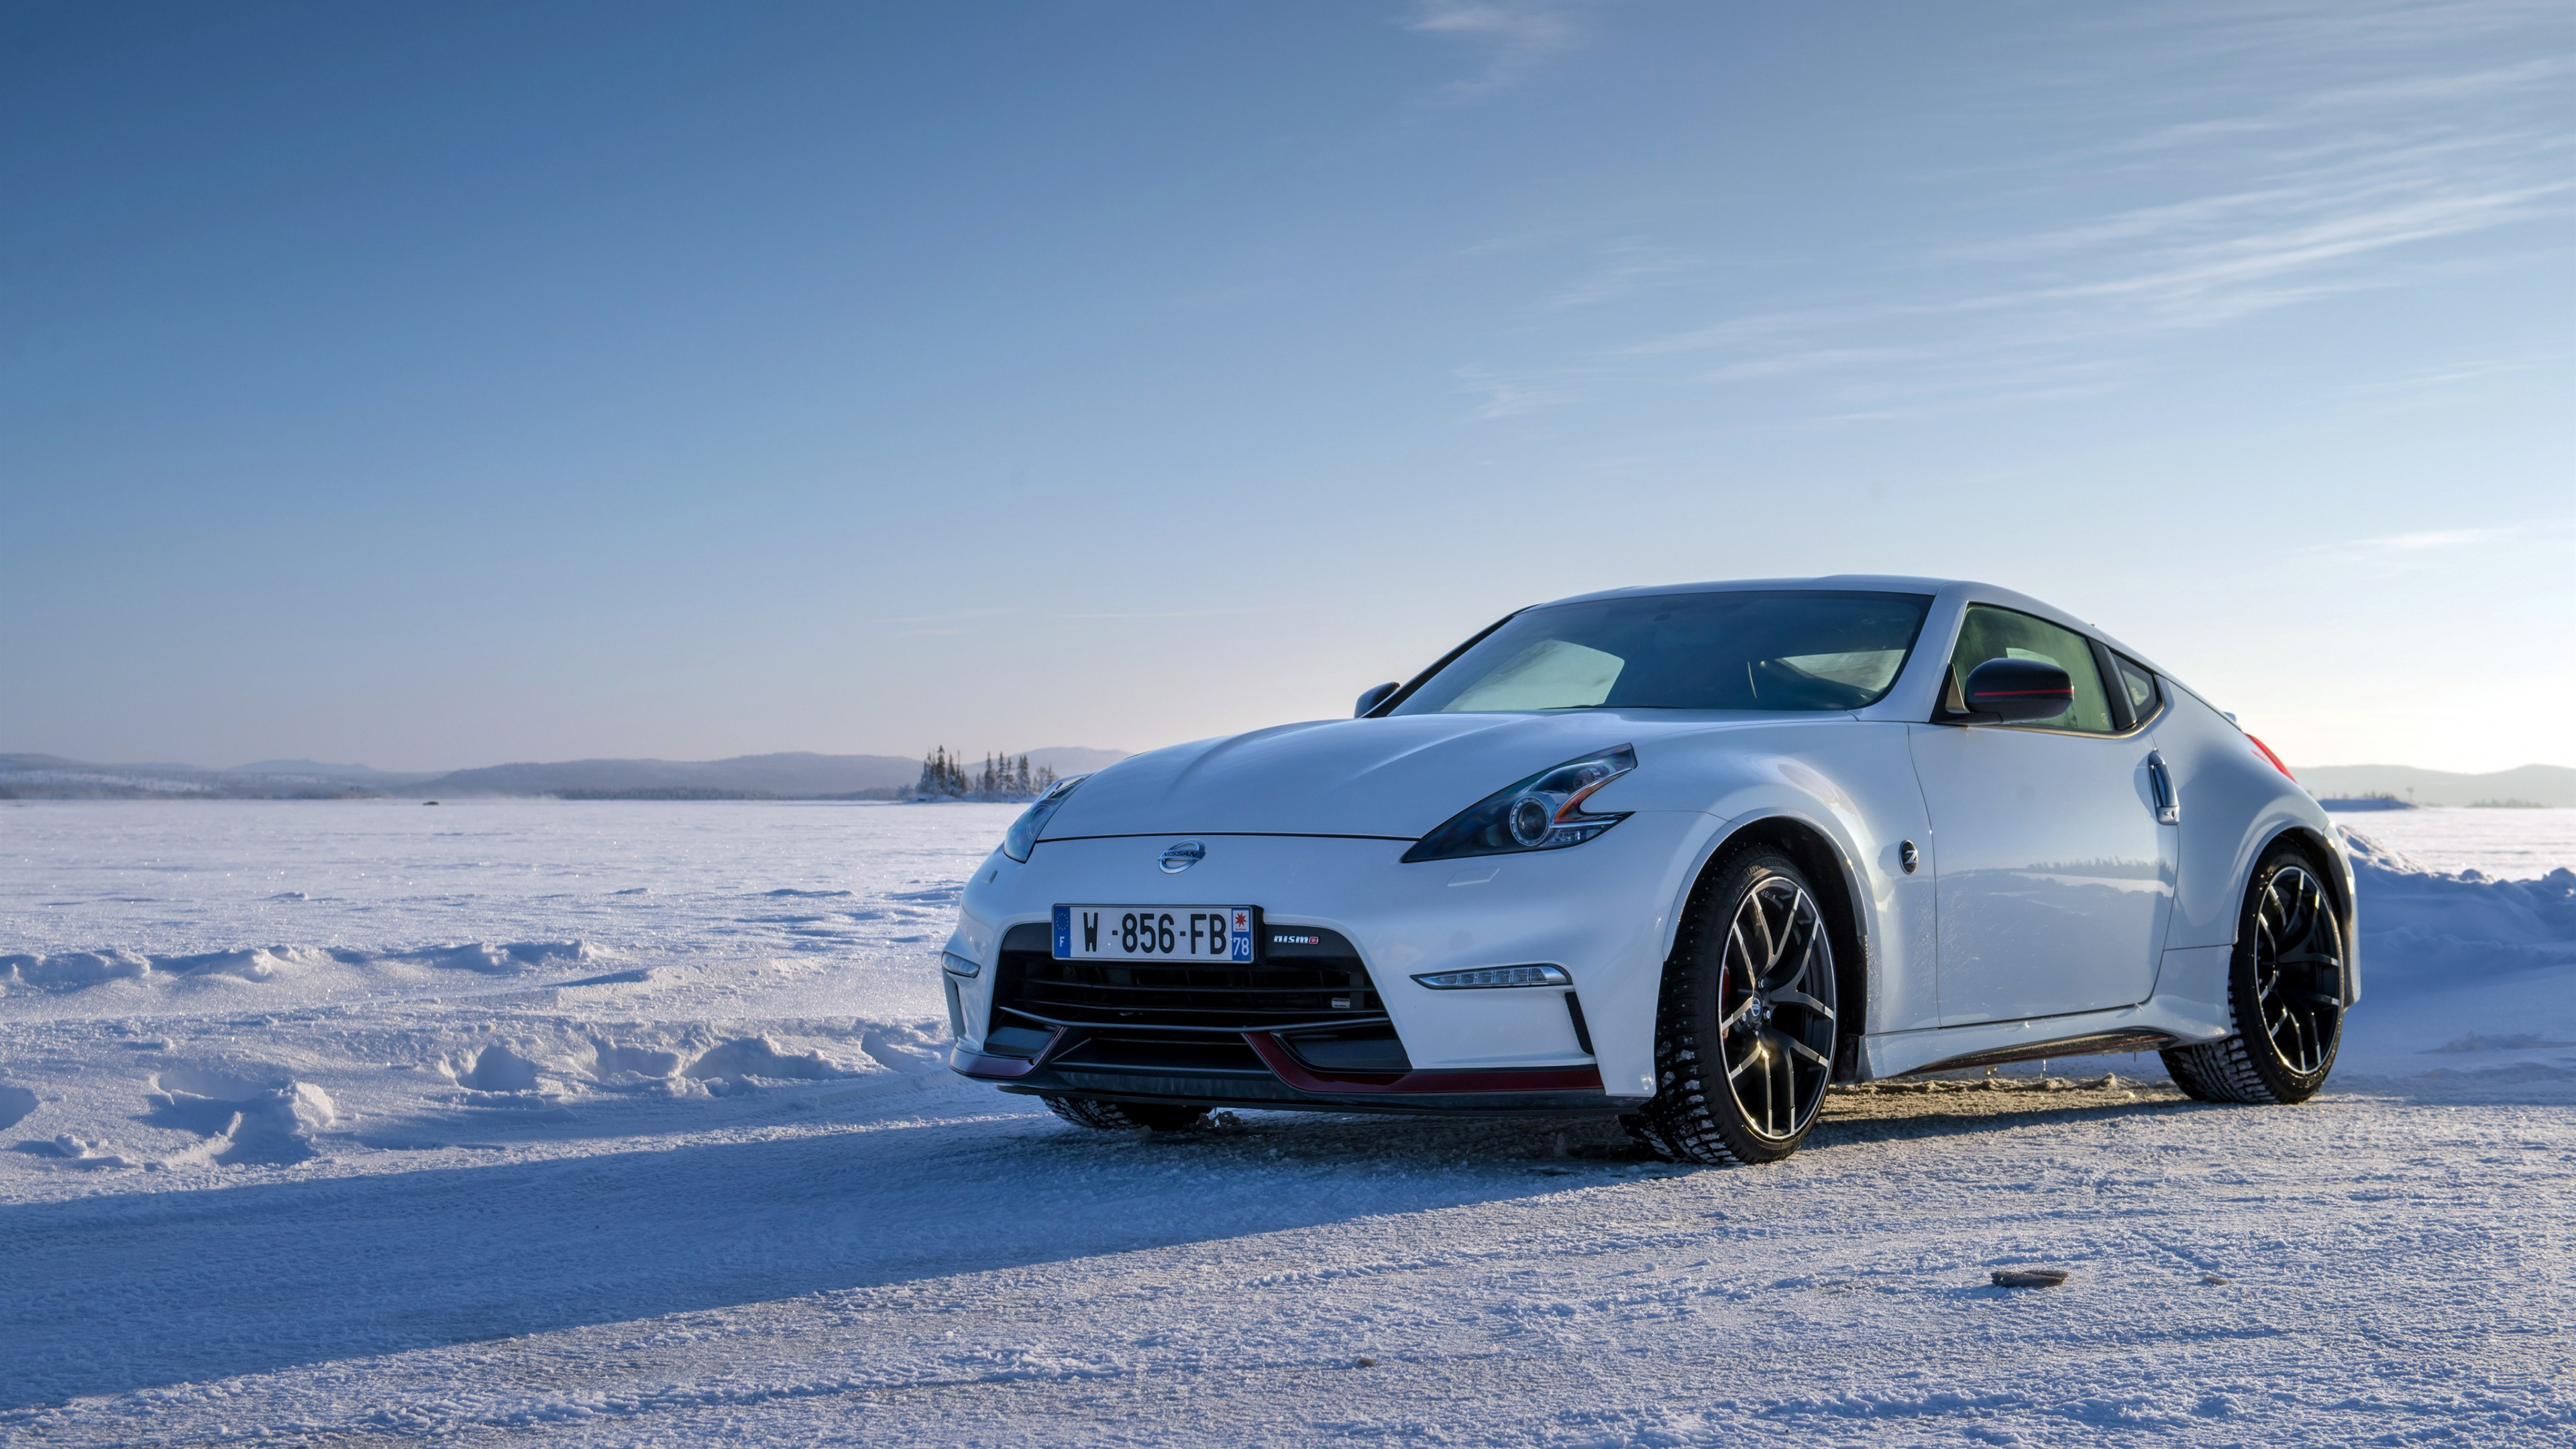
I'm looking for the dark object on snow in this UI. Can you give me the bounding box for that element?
[423,800,438,806]
[1042,1095,1208,1132]
[1992,1268,2070,1288]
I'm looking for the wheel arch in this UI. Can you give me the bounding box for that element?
[1671,811,1873,1079]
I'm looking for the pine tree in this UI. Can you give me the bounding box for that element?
[918,745,970,799]
[914,747,1059,800]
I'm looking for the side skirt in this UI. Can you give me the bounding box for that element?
[1860,1005,2224,1081]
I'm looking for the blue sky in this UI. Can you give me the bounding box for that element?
[4,1,2568,772]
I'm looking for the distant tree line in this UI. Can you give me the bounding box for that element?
[912,747,1057,802]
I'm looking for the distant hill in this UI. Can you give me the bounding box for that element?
[1,748,1133,800]
[415,752,923,798]
[416,749,1132,798]
[2293,763,2576,808]
[226,759,435,782]
[0,754,390,799]
[1018,747,1130,776]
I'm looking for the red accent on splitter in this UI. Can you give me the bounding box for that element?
[1244,1032,1604,1095]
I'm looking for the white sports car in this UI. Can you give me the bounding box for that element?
[940,577,2355,1164]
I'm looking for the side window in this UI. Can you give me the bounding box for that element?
[1947,605,2115,733]
[2112,654,2160,722]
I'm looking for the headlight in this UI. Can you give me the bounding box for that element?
[1401,745,1636,863]
[1001,774,1087,862]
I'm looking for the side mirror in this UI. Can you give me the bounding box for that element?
[1354,682,1399,717]
[1958,657,2072,724]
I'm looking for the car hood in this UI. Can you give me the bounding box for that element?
[1039,710,1795,841]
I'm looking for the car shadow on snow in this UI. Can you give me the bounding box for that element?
[0,1079,2267,1412]
[0,1097,1666,1411]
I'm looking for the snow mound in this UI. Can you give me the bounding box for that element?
[407,1024,931,1102]
[0,941,612,996]
[144,1065,337,1167]
[450,1045,547,1093]
[2343,826,2576,987]
[0,950,153,990]
[586,1040,686,1088]
[409,941,608,975]
[683,1036,863,1084]
[33,1135,138,1169]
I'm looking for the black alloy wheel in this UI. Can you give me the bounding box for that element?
[2162,843,2345,1104]
[1041,1095,1209,1132]
[1631,847,1841,1165]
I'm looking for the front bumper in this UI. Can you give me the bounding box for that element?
[941,816,1718,1108]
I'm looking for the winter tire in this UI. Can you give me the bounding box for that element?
[1041,1095,1209,1131]
[2160,843,2345,1105]
[1634,847,1841,1165]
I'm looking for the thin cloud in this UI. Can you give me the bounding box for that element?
[1454,364,1581,419]
[1456,0,2571,425]
[2348,352,2568,394]
[2134,0,2566,62]
[2109,56,2571,154]
[1540,238,1698,311]
[1694,347,1927,385]
[1063,605,1311,621]
[1404,0,1593,100]
[2297,518,2576,572]
[877,608,1012,626]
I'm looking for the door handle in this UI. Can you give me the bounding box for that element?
[2147,751,2178,824]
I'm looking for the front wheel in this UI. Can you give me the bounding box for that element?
[2160,843,2345,1104]
[1041,1095,1209,1132]
[1632,848,1841,1165]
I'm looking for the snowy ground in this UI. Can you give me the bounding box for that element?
[2,800,2570,1445]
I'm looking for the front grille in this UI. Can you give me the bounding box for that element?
[989,921,1383,1032]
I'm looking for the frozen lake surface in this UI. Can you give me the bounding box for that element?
[1,800,2570,1445]
[2320,804,2576,880]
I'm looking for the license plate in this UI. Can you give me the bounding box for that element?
[1054,905,1255,963]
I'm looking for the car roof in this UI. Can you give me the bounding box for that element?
[1544,574,1959,606]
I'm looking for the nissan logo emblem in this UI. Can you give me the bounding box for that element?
[1159,841,1205,873]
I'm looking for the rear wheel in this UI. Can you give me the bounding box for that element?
[1634,848,1841,1165]
[1041,1095,1210,1132]
[2159,843,2345,1104]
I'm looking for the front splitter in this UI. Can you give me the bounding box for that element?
[952,1038,1619,1116]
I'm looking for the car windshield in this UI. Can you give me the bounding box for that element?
[1390,590,1933,714]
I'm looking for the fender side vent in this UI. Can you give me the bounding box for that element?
[1564,991,1595,1057]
